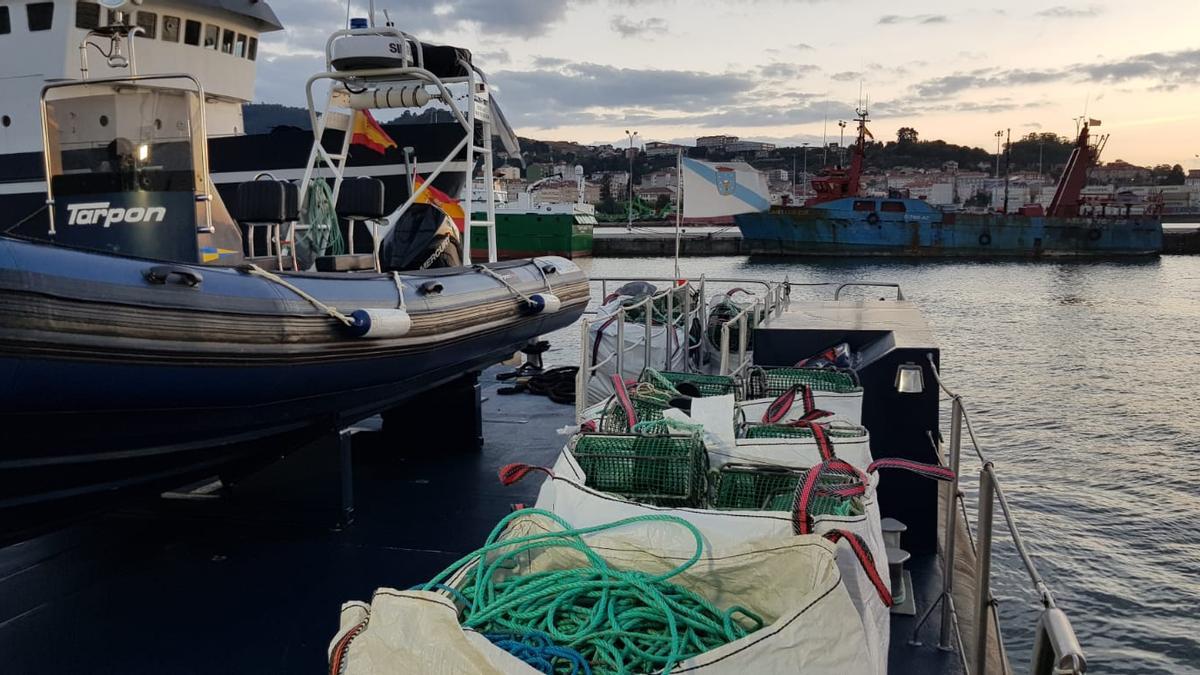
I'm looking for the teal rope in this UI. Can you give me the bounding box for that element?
[421,508,763,674]
[303,179,345,256]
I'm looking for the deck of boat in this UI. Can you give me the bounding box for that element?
[0,366,965,674]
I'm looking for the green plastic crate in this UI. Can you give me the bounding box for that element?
[571,433,709,507]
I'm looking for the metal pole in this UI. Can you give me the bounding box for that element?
[719,324,730,375]
[644,299,652,374]
[665,285,675,370]
[802,143,810,199]
[576,318,590,423]
[615,308,625,382]
[975,463,997,675]
[625,130,636,231]
[939,397,964,649]
[681,284,692,372]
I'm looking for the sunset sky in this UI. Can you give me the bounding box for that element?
[257,1,1200,167]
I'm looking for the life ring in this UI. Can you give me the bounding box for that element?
[1088,228,1102,241]
[978,232,992,246]
[866,212,880,225]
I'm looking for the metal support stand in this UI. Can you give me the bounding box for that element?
[974,463,997,675]
[335,427,355,531]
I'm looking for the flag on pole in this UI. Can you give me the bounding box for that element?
[351,110,397,154]
[413,175,465,231]
[1088,118,1102,127]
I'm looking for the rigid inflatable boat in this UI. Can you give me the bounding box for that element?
[0,22,586,511]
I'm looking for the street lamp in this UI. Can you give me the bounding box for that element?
[838,120,847,166]
[625,129,638,231]
[801,142,811,199]
[993,130,1003,178]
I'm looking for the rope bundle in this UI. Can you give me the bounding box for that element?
[421,509,763,674]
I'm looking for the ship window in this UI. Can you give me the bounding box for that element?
[852,200,876,212]
[27,2,55,31]
[161,15,180,42]
[203,23,218,49]
[247,36,257,60]
[220,28,234,54]
[0,7,9,35]
[135,11,156,39]
[183,19,200,45]
[880,201,907,213]
[234,32,247,57]
[75,1,100,30]
[2,116,10,127]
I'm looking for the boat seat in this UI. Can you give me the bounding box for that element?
[315,254,378,272]
[235,179,301,269]
[334,177,386,271]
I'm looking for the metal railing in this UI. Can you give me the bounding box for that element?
[574,276,792,422]
[916,354,1086,675]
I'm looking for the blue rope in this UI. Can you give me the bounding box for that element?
[485,631,592,675]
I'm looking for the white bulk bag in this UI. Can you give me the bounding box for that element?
[539,452,891,673]
[585,298,687,405]
[329,515,876,675]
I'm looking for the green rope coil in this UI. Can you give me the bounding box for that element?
[421,509,764,674]
[302,179,345,256]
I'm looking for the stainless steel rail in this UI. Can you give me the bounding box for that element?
[920,353,1086,675]
[833,282,906,301]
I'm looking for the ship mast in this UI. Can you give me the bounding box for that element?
[1047,121,1105,217]
[802,105,868,206]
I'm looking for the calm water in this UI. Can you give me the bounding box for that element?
[562,254,1200,674]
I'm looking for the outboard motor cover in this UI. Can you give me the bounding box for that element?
[379,204,462,271]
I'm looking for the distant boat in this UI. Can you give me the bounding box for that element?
[735,109,1163,257]
[469,174,595,260]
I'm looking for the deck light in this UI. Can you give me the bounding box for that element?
[137,144,149,162]
[895,363,924,394]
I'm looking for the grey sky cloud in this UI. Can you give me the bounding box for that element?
[1035,4,1104,18]
[878,14,949,25]
[831,70,863,82]
[909,48,1200,97]
[610,15,670,38]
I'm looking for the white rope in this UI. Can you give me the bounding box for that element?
[242,263,354,326]
[475,264,534,303]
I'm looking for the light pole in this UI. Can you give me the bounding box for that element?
[838,120,847,166]
[801,142,810,199]
[624,129,638,231]
[994,130,1003,178]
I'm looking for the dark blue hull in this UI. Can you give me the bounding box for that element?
[736,208,1163,257]
[0,236,587,509]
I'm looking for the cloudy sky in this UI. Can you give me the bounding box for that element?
[256,0,1200,166]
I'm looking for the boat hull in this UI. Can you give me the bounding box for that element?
[736,208,1164,257]
[469,212,594,260]
[0,236,587,509]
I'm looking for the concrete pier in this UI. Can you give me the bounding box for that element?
[593,225,745,256]
[1163,227,1200,254]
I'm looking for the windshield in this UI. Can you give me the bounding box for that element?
[44,83,204,197]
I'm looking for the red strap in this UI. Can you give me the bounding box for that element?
[867,458,956,482]
[793,458,868,534]
[762,385,797,423]
[810,423,836,462]
[498,463,554,486]
[611,374,637,431]
[580,420,598,433]
[824,530,893,607]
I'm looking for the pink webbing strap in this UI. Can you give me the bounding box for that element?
[824,529,894,607]
[810,423,836,462]
[762,384,827,424]
[867,458,956,482]
[611,374,638,431]
[792,458,867,535]
[498,463,554,486]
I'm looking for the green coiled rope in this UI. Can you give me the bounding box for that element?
[302,179,345,256]
[421,508,764,674]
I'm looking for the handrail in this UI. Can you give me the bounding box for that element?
[922,353,1086,675]
[833,282,906,301]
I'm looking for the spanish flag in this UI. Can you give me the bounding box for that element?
[413,175,465,231]
[351,110,397,154]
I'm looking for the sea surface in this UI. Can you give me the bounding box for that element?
[560,253,1200,675]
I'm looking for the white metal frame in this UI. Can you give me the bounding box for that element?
[296,26,497,264]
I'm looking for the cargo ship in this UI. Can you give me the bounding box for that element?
[735,109,1163,256]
